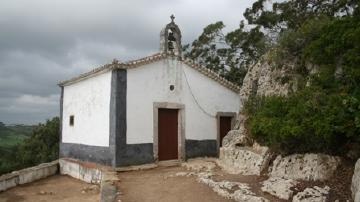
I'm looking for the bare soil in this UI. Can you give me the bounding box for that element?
[0,175,100,202]
[117,166,232,202]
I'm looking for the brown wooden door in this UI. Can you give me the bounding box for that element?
[158,108,178,161]
[219,116,232,147]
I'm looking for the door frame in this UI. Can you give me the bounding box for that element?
[153,102,185,163]
[216,112,237,152]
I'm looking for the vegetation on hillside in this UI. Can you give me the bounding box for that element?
[186,0,360,155]
[0,117,59,175]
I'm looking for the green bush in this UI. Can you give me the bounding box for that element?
[0,117,59,175]
[245,87,360,154]
[245,10,360,155]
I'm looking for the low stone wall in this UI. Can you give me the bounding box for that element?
[59,158,103,184]
[0,160,58,192]
[59,158,119,202]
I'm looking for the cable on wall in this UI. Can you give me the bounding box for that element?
[182,67,216,118]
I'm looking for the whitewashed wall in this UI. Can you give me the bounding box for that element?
[127,59,240,144]
[62,71,112,147]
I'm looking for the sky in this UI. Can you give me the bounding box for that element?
[0,0,255,124]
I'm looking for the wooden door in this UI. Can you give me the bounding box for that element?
[219,116,232,147]
[158,108,178,161]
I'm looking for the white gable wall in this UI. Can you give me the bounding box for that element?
[62,71,112,147]
[126,59,240,144]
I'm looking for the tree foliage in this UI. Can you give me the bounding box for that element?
[245,1,360,154]
[184,21,267,85]
[0,117,59,175]
[187,0,359,154]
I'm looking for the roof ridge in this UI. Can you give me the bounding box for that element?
[58,53,241,93]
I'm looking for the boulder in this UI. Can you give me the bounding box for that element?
[269,153,340,181]
[292,186,330,202]
[222,129,252,148]
[352,159,360,201]
[218,143,272,175]
[261,177,298,200]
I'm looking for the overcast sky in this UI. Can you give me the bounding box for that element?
[0,0,255,124]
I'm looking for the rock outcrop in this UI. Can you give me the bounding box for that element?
[222,129,252,148]
[218,143,272,175]
[292,186,330,202]
[239,59,291,110]
[261,177,298,200]
[269,153,340,181]
[218,59,292,175]
[197,174,268,202]
[352,159,360,201]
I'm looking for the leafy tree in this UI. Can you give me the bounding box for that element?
[184,0,359,155]
[245,4,360,155]
[16,117,60,167]
[184,21,268,85]
[184,22,227,73]
[0,117,59,175]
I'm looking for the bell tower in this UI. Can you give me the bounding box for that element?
[160,15,182,58]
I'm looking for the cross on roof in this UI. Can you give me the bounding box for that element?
[170,14,175,23]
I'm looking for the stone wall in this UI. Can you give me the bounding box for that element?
[0,160,58,192]
[59,158,103,184]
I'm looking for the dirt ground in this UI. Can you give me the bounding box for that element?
[117,166,233,202]
[0,175,100,202]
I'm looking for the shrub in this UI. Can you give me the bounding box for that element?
[245,88,360,154]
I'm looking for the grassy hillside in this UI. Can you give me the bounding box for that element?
[0,118,59,175]
[0,123,34,148]
[0,122,34,174]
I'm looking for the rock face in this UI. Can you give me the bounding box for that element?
[239,59,291,110]
[261,177,298,200]
[222,129,252,148]
[218,59,292,175]
[352,159,360,201]
[218,143,272,175]
[292,186,330,202]
[269,153,340,181]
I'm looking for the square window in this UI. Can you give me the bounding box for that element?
[69,115,74,126]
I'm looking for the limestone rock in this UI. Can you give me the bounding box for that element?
[197,172,268,202]
[222,129,251,148]
[218,143,272,175]
[239,60,291,110]
[292,186,330,202]
[269,153,340,181]
[352,159,360,201]
[261,177,298,200]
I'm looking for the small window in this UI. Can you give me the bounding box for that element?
[69,115,74,126]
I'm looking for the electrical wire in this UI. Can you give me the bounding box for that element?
[182,67,216,118]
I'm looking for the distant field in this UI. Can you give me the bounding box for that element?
[0,124,34,148]
[0,124,34,174]
[0,125,33,149]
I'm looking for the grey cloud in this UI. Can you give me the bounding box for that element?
[0,0,255,124]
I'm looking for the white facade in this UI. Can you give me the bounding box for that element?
[61,58,240,148]
[126,58,240,144]
[62,71,112,147]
